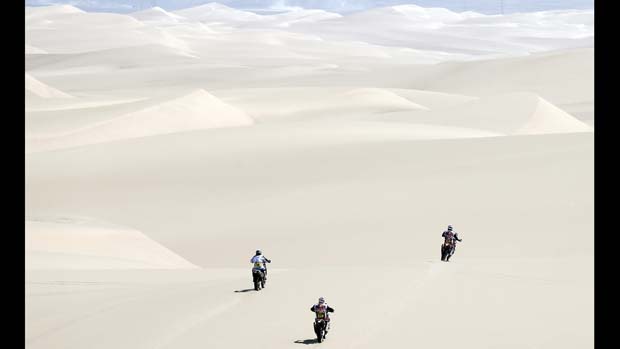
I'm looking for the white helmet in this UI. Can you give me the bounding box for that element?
[447,225,453,231]
[318,297,325,304]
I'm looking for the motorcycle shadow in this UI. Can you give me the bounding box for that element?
[294,339,319,345]
[233,289,255,293]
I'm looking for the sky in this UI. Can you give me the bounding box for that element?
[24,0,594,14]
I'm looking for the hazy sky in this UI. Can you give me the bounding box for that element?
[25,0,594,14]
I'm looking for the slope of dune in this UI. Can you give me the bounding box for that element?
[25,73,72,98]
[421,48,594,103]
[214,87,429,122]
[515,96,593,134]
[26,8,191,54]
[386,88,478,109]
[344,88,429,109]
[25,4,84,20]
[25,127,593,267]
[25,129,592,349]
[26,219,199,270]
[373,92,591,135]
[25,44,47,54]
[26,44,198,73]
[27,89,254,153]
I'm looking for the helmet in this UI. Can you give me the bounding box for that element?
[256,250,262,255]
[318,297,325,304]
[447,225,453,231]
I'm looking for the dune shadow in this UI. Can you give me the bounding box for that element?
[234,289,255,293]
[294,339,318,345]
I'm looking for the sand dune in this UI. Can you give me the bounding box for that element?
[25,127,592,266]
[130,6,187,23]
[173,4,342,28]
[515,95,592,134]
[26,44,198,74]
[24,87,481,147]
[27,98,166,137]
[288,5,592,56]
[419,48,594,105]
[386,88,478,109]
[25,257,592,349]
[25,73,72,99]
[26,7,190,54]
[373,92,592,135]
[25,130,592,349]
[269,9,342,27]
[335,4,482,27]
[213,87,429,122]
[26,218,198,270]
[25,44,47,54]
[25,117,593,349]
[173,3,263,23]
[25,4,84,19]
[24,6,593,102]
[27,89,253,152]
[26,47,589,103]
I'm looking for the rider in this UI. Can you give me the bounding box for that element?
[441,225,462,261]
[311,297,335,337]
[250,249,271,280]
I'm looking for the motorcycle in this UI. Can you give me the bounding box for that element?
[252,269,266,291]
[441,240,456,261]
[313,318,328,343]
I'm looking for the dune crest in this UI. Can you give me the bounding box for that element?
[516,95,593,134]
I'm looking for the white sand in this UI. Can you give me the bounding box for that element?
[25,73,73,99]
[26,89,254,152]
[372,92,592,135]
[25,3,593,349]
[26,218,199,269]
[25,44,47,54]
[130,7,188,23]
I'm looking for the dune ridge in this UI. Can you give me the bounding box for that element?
[27,89,253,152]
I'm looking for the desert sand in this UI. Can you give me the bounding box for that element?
[25,3,593,348]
